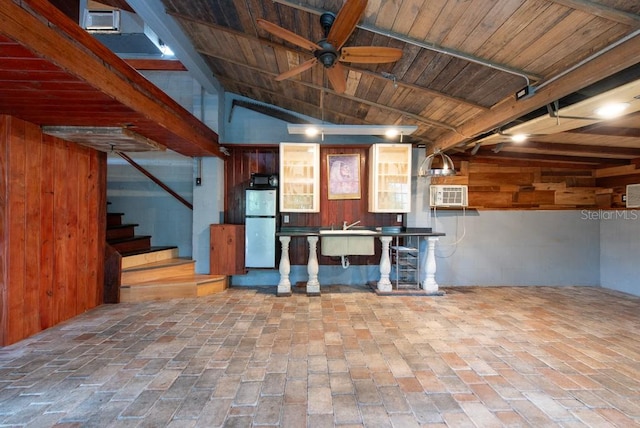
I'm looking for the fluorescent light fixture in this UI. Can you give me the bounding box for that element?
[287,124,418,136]
[594,102,629,119]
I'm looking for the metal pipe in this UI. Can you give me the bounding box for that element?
[116,152,193,210]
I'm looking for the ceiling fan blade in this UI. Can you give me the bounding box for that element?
[340,46,403,63]
[256,19,321,52]
[327,0,368,50]
[326,63,347,94]
[275,58,318,81]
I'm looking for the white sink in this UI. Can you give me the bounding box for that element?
[319,229,377,235]
[320,229,376,256]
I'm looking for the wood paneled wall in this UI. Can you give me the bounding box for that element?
[0,115,106,346]
[224,145,401,265]
[433,159,640,209]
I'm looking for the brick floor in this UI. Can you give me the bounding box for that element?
[1,285,639,427]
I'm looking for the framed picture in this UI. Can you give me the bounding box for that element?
[327,154,361,200]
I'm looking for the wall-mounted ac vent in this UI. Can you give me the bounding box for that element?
[83,10,120,32]
[430,185,468,207]
[626,184,640,208]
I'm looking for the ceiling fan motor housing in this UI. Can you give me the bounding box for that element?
[319,12,336,36]
[315,40,338,68]
[316,12,338,68]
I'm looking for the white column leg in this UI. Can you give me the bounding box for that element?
[306,236,320,295]
[422,236,439,294]
[377,236,393,293]
[277,236,291,296]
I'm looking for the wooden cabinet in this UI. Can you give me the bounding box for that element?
[368,144,412,212]
[210,224,245,275]
[279,142,320,212]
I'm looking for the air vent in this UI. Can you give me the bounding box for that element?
[430,185,468,207]
[626,184,640,208]
[83,10,120,32]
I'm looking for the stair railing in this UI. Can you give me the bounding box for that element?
[116,152,193,210]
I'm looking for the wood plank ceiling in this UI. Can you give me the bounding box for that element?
[157,0,640,168]
[2,0,640,168]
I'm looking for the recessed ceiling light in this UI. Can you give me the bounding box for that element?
[594,102,629,119]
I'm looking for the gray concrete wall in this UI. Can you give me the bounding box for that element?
[599,210,640,296]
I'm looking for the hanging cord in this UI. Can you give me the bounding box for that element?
[433,206,467,258]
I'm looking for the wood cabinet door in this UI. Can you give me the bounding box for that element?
[210,224,245,275]
[368,144,412,213]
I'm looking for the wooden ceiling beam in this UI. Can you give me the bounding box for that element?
[433,34,640,153]
[505,141,640,157]
[471,148,630,165]
[1,0,222,157]
[88,0,135,13]
[455,154,607,170]
[124,59,187,71]
[567,125,640,138]
[549,0,640,27]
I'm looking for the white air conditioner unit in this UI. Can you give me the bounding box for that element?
[430,185,468,207]
[83,10,120,32]
[626,184,640,208]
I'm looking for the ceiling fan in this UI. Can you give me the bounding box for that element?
[256,0,403,94]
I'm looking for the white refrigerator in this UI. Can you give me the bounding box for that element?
[245,189,277,268]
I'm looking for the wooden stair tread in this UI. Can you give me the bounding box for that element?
[122,257,194,273]
[120,245,177,258]
[121,273,226,288]
[121,246,179,268]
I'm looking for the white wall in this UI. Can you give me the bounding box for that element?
[599,210,640,296]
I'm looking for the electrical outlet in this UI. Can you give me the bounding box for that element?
[396,214,402,223]
[283,214,290,224]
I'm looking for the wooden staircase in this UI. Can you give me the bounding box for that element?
[107,212,227,303]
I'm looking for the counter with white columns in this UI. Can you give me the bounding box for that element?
[276,228,444,296]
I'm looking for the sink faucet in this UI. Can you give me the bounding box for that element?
[343,220,361,230]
